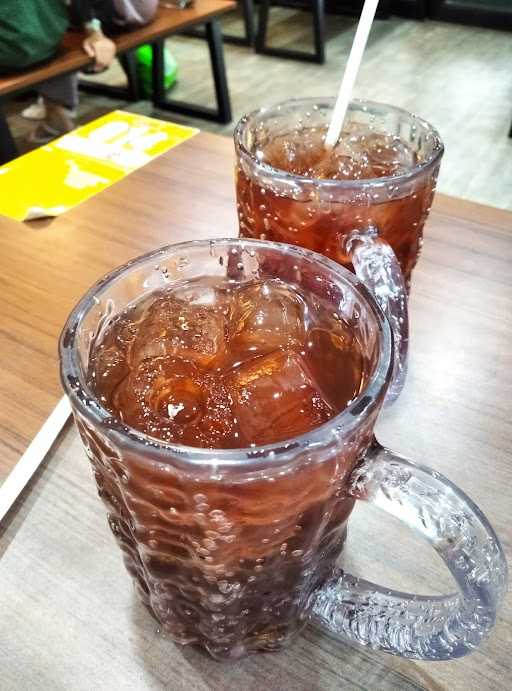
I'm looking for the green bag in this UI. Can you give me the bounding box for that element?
[0,0,69,72]
[136,44,178,98]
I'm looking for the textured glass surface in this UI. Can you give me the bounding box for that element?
[234,98,443,289]
[61,239,387,660]
[61,239,506,662]
[347,228,408,402]
[235,99,442,402]
[74,412,377,659]
[310,441,508,659]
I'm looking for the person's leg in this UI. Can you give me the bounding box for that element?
[21,65,78,122]
[0,106,18,164]
[30,73,78,143]
[22,96,47,121]
[38,73,79,112]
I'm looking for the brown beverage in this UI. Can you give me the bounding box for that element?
[87,274,373,657]
[235,103,443,289]
[63,240,505,662]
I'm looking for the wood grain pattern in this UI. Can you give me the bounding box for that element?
[0,131,511,689]
[0,0,235,96]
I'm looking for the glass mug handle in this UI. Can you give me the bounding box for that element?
[344,227,408,403]
[309,440,508,660]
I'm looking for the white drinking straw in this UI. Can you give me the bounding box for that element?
[0,396,71,522]
[325,0,380,149]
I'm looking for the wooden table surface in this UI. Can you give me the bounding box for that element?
[0,132,511,690]
[0,133,237,483]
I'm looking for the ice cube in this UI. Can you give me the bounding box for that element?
[262,133,311,175]
[113,357,204,431]
[301,327,366,411]
[227,349,334,445]
[230,280,307,361]
[113,356,241,448]
[129,291,227,368]
[263,128,327,177]
[89,343,129,407]
[256,196,326,255]
[308,138,371,181]
[114,315,142,350]
[197,375,242,448]
[171,277,235,312]
[364,133,416,177]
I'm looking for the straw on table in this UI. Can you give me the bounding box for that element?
[0,396,71,522]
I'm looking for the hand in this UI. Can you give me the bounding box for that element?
[82,32,116,71]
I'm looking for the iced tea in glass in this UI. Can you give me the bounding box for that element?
[235,98,444,290]
[60,239,506,663]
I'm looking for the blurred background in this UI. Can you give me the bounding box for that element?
[4,0,512,209]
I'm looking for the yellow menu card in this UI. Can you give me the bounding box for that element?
[0,110,198,221]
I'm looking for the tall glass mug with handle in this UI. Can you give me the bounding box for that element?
[235,98,444,399]
[60,238,506,662]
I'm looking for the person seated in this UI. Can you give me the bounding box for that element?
[21,1,158,142]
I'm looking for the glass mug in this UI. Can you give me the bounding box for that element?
[60,239,506,662]
[235,99,444,399]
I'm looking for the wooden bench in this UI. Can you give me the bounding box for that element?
[0,0,235,164]
[183,0,254,47]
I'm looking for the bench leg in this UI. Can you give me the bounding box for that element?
[79,49,141,101]
[241,0,256,46]
[0,108,17,165]
[119,51,142,101]
[255,0,326,64]
[312,0,326,64]
[152,20,232,125]
[377,0,391,19]
[181,0,255,47]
